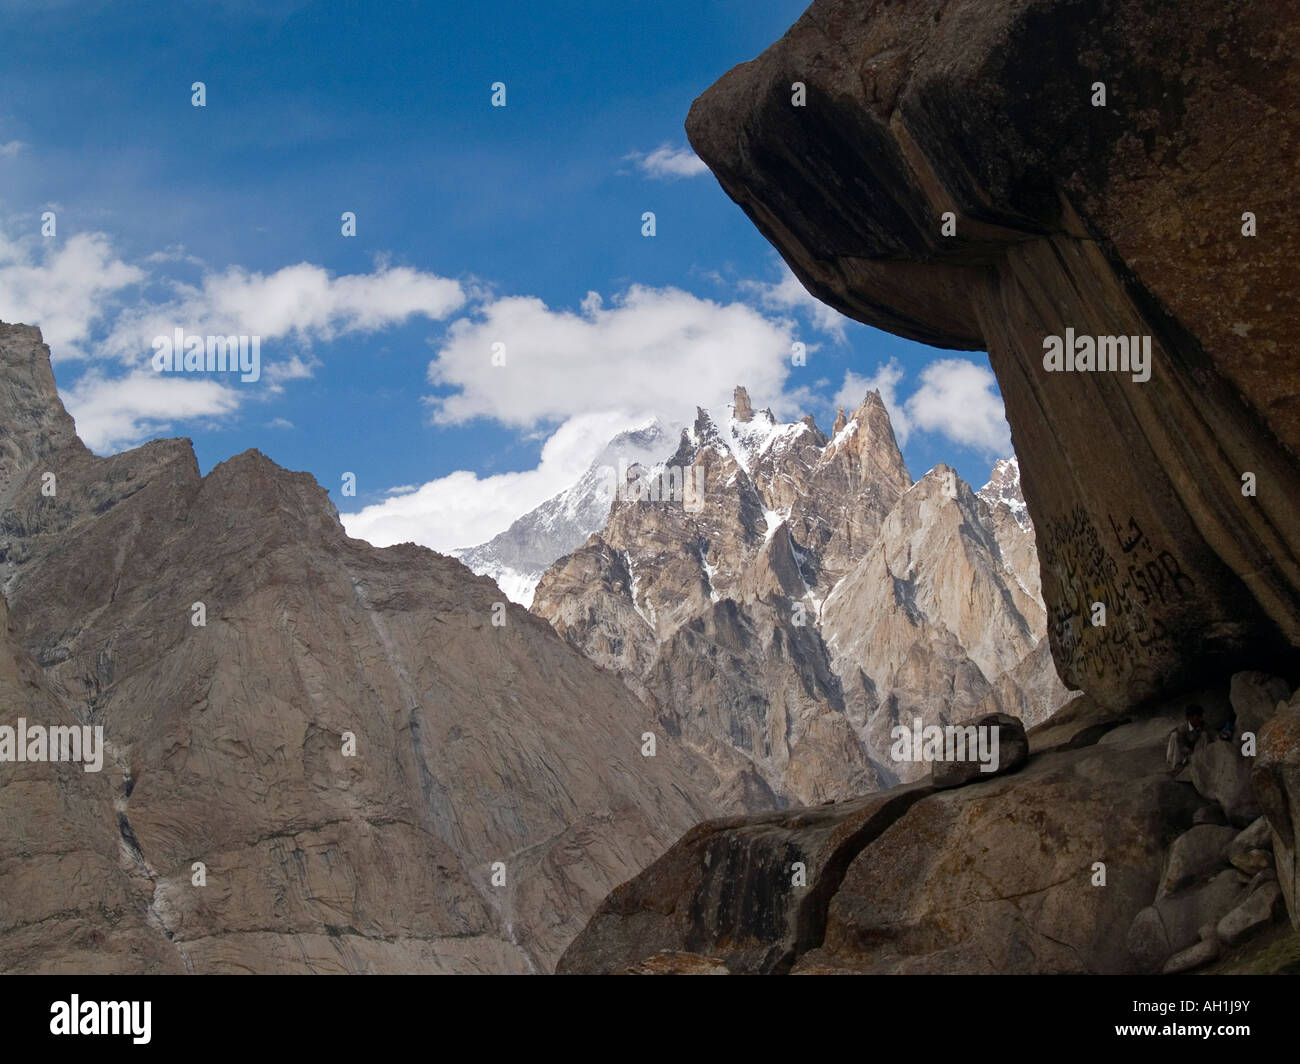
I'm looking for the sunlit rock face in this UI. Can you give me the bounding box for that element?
[534,386,1067,800]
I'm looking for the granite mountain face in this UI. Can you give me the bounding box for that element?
[531,386,1071,801]
[0,322,723,974]
[822,459,1066,782]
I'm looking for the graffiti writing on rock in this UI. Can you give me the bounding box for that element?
[1039,505,1197,680]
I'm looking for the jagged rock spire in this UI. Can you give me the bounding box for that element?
[733,386,753,422]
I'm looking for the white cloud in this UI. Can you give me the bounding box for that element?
[0,231,145,356]
[426,285,794,429]
[904,358,1011,456]
[342,410,642,553]
[627,143,708,180]
[63,370,241,453]
[266,417,295,429]
[0,223,468,453]
[143,245,205,266]
[740,262,849,342]
[0,228,466,370]
[262,353,318,387]
[345,279,828,556]
[102,261,467,366]
[0,141,24,158]
[834,360,909,443]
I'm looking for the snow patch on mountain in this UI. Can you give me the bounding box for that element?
[455,418,678,606]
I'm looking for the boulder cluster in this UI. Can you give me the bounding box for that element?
[1129,672,1297,973]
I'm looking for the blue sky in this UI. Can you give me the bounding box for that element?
[0,0,1012,552]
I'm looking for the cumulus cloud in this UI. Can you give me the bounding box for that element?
[0,222,468,452]
[102,261,467,366]
[905,358,1011,456]
[342,410,644,553]
[63,370,242,453]
[0,224,465,371]
[426,285,794,429]
[0,231,145,356]
[626,143,708,180]
[740,261,850,342]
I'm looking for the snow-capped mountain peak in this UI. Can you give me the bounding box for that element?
[978,456,1030,530]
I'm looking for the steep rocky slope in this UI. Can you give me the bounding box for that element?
[0,589,184,973]
[533,386,1068,800]
[684,0,1300,710]
[979,457,1040,601]
[822,464,1066,779]
[0,322,722,974]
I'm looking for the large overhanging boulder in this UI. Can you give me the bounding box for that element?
[686,0,1300,709]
